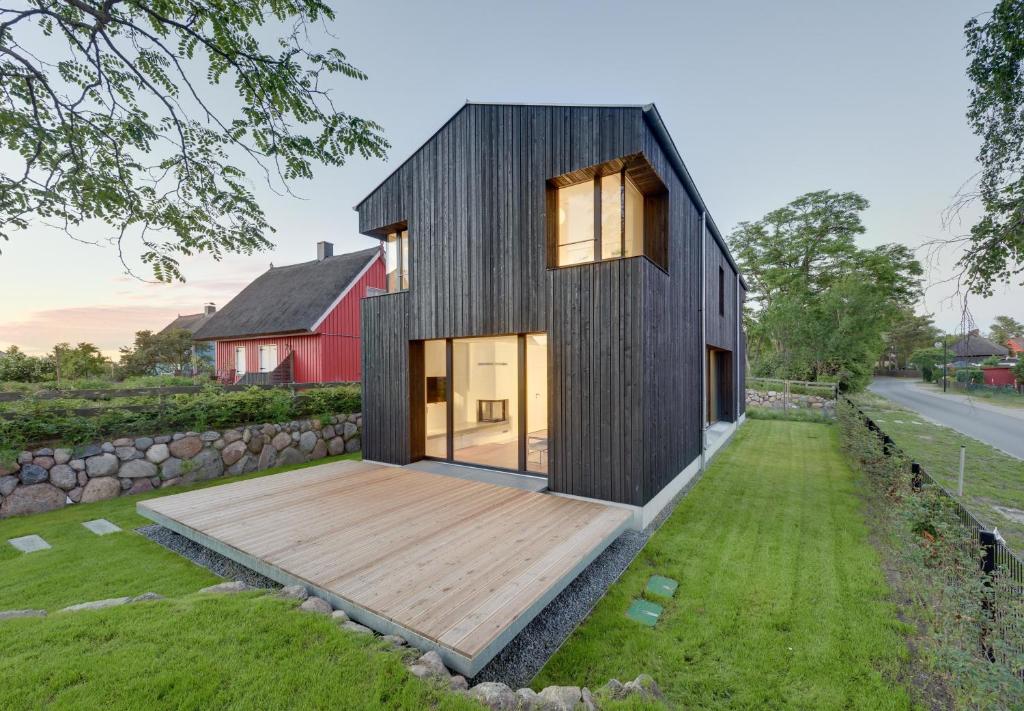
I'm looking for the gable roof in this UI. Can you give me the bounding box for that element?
[354,101,746,289]
[160,312,214,336]
[950,333,1009,358]
[1007,336,1024,353]
[192,247,380,341]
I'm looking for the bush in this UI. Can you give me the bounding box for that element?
[955,368,984,384]
[0,385,362,454]
[745,406,834,424]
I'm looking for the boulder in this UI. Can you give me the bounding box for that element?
[223,430,243,444]
[120,478,133,491]
[537,686,582,710]
[581,687,598,710]
[85,453,119,477]
[0,475,18,497]
[169,436,203,459]
[225,453,256,476]
[119,459,158,479]
[49,464,77,490]
[327,437,347,456]
[467,682,519,710]
[276,447,304,467]
[200,431,220,442]
[0,461,17,477]
[408,650,450,681]
[32,456,55,470]
[450,676,469,692]
[221,441,247,467]
[61,597,130,613]
[69,459,85,471]
[271,432,292,451]
[129,479,154,495]
[345,437,361,453]
[247,436,265,454]
[146,443,170,464]
[340,621,373,635]
[35,447,54,456]
[0,609,47,620]
[115,446,141,461]
[0,483,65,516]
[277,585,308,601]
[298,431,318,454]
[112,437,133,447]
[380,634,407,648]
[53,448,72,465]
[213,439,226,451]
[68,487,83,503]
[298,597,333,615]
[161,477,182,489]
[200,581,250,594]
[17,451,32,464]
[74,444,102,458]
[331,610,350,623]
[134,437,154,451]
[80,476,122,503]
[160,457,185,480]
[261,424,277,437]
[311,440,328,460]
[191,448,224,480]
[342,422,358,439]
[322,425,336,440]
[129,592,164,603]
[257,445,276,471]
[621,674,663,701]
[19,464,48,485]
[154,435,171,444]
[515,689,542,709]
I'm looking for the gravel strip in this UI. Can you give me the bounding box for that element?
[473,465,709,688]
[137,524,280,590]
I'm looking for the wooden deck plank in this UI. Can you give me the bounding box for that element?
[138,459,631,675]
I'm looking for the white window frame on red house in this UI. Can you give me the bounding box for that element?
[258,344,278,373]
[234,346,246,375]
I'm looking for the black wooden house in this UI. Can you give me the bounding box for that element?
[357,103,746,527]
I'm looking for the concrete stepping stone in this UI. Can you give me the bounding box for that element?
[646,575,678,599]
[8,535,51,553]
[82,519,122,535]
[626,599,663,627]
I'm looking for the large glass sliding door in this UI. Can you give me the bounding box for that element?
[418,333,547,476]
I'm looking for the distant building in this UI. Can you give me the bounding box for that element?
[192,243,384,384]
[949,329,1009,367]
[158,303,217,374]
[1007,336,1024,357]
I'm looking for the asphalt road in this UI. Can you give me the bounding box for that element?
[869,377,1024,460]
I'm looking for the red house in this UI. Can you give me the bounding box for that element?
[193,243,384,384]
[982,365,1018,387]
[1008,336,1024,357]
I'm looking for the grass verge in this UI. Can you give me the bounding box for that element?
[535,420,912,710]
[0,453,360,611]
[853,391,1024,553]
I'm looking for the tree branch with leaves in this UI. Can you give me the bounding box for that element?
[0,0,388,280]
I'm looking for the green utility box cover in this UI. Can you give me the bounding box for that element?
[646,575,678,599]
[626,599,663,627]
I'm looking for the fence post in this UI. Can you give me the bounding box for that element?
[958,445,966,497]
[911,462,922,492]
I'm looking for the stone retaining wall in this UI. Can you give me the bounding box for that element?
[745,389,835,412]
[0,413,362,519]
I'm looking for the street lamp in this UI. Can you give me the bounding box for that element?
[934,340,948,392]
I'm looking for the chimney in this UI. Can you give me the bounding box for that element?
[317,241,333,261]
[204,303,216,316]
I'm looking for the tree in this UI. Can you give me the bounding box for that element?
[119,328,195,375]
[910,347,946,383]
[884,309,940,369]
[1013,358,1024,384]
[0,1,388,281]
[989,314,1024,347]
[53,342,108,380]
[958,2,1024,295]
[0,345,55,382]
[729,190,924,390]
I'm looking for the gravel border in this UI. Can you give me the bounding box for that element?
[137,524,280,590]
[137,463,709,688]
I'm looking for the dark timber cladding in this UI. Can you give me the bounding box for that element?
[357,103,747,508]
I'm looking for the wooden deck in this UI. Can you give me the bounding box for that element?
[137,460,631,676]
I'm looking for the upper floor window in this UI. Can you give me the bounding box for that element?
[385,229,409,292]
[556,171,644,267]
[549,154,667,271]
[718,266,725,316]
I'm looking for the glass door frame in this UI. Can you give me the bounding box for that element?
[419,333,543,477]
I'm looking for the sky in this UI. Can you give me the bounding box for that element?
[0,0,1018,357]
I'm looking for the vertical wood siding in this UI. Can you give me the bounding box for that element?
[356,104,745,507]
[215,334,322,382]
[316,255,385,382]
[360,292,411,464]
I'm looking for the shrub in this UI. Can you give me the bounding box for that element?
[745,406,834,424]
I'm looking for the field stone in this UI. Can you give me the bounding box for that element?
[119,478,132,491]
[129,479,154,495]
[68,487,83,503]
[49,465,77,490]
[0,461,17,477]
[61,597,130,612]
[331,610,350,623]
[146,444,170,464]
[134,437,154,451]
[322,425,335,440]
[290,431,300,443]
[154,435,171,445]
[298,431,318,454]
[261,424,277,437]
[213,439,226,451]
[191,449,224,480]
[276,447,304,468]
[221,441,247,467]
[257,446,276,471]
[112,438,133,447]
[0,475,19,497]
[35,447,54,457]
[119,459,158,479]
[621,674,663,700]
[200,581,250,594]
[32,456,55,470]
[247,436,264,454]
[168,436,202,459]
[0,483,65,516]
[69,459,85,471]
[380,634,407,647]
[468,682,518,709]
[537,686,582,710]
[450,675,469,692]
[223,430,242,445]
[409,650,449,679]
[311,440,328,460]
[345,437,360,453]
[341,621,373,635]
[342,422,358,439]
[115,447,142,462]
[74,444,102,458]
[277,585,308,601]
[327,437,346,456]
[80,476,121,503]
[298,597,332,615]
[271,432,292,451]
[19,464,49,485]
[0,609,47,620]
[200,431,219,442]
[161,477,182,489]
[85,453,119,477]
[226,454,255,476]
[17,451,32,464]
[53,448,72,465]
[130,592,164,603]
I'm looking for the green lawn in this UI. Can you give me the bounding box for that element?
[0,593,477,710]
[536,420,912,710]
[0,453,361,611]
[854,391,1024,553]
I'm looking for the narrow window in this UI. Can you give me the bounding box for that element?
[718,266,725,316]
[234,346,246,375]
[556,173,645,267]
[556,182,595,265]
[385,229,409,293]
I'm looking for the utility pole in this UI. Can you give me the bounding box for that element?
[934,339,948,392]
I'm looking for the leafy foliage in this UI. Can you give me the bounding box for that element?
[988,314,1024,347]
[1014,359,1024,384]
[960,2,1024,295]
[909,347,946,383]
[119,328,204,376]
[883,309,941,370]
[52,342,109,379]
[0,0,388,280]
[0,383,361,451]
[0,345,55,382]
[730,190,924,390]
